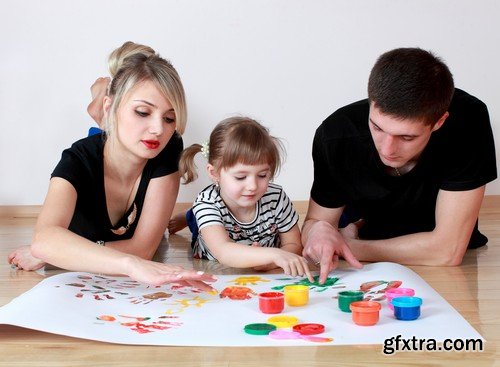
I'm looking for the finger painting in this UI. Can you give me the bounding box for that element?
[0,262,482,346]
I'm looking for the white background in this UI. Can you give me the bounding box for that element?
[1,0,499,205]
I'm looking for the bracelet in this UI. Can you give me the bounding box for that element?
[96,240,105,247]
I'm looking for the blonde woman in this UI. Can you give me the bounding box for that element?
[8,42,215,289]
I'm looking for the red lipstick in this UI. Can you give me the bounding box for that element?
[142,140,160,150]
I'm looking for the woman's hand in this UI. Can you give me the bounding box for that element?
[8,245,45,271]
[125,256,217,291]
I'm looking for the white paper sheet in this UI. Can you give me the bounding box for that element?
[0,262,482,346]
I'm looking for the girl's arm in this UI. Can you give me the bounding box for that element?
[277,224,303,255]
[252,224,304,272]
[200,224,313,280]
[12,177,215,289]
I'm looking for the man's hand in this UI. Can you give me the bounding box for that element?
[303,221,362,284]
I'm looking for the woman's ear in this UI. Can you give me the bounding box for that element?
[206,164,219,184]
[103,96,112,117]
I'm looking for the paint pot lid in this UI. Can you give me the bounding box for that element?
[267,315,299,328]
[269,330,302,340]
[244,323,277,335]
[385,287,415,296]
[391,296,422,307]
[293,323,325,335]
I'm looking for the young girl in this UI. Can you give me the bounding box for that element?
[175,117,313,280]
[7,41,215,289]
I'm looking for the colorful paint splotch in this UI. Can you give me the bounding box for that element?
[272,276,341,292]
[228,276,270,286]
[359,280,402,301]
[219,286,257,300]
[95,314,182,334]
[165,296,211,314]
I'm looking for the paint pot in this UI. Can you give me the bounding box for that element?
[385,288,415,310]
[284,285,309,307]
[392,296,422,321]
[349,301,382,326]
[258,292,284,314]
[338,290,364,312]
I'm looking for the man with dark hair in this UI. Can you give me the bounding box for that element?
[301,48,497,282]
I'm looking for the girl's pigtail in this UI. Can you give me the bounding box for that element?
[179,144,203,184]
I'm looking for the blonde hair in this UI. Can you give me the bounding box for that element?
[104,41,187,138]
[180,116,284,184]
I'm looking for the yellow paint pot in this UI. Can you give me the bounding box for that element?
[284,285,309,306]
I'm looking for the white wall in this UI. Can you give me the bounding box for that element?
[1,0,499,205]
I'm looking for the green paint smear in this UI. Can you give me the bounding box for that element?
[271,276,340,291]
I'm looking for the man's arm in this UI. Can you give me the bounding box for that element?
[346,186,486,266]
[301,199,362,283]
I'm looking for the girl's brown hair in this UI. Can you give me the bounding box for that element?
[180,116,284,184]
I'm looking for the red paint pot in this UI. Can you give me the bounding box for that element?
[259,292,285,314]
[349,301,381,326]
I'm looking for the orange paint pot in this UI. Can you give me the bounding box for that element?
[259,292,284,314]
[349,301,382,326]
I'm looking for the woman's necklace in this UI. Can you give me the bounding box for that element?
[110,176,140,235]
[104,144,142,235]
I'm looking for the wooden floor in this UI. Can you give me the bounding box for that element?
[1,199,499,366]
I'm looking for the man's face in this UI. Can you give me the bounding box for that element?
[368,103,445,168]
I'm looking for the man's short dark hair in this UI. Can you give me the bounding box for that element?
[368,48,454,125]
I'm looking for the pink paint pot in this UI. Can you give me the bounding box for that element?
[259,292,284,314]
[350,301,381,326]
[385,288,415,310]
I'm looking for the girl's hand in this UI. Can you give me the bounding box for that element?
[126,257,217,291]
[271,249,314,282]
[8,245,45,271]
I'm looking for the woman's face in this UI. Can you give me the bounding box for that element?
[107,80,177,161]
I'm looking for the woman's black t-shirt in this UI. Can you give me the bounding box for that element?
[51,132,183,243]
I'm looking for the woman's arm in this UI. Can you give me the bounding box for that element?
[18,177,214,288]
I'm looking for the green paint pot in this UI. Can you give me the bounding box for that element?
[338,290,364,312]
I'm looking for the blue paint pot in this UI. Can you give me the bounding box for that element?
[392,296,423,321]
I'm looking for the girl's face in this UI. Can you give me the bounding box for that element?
[210,162,272,212]
[106,80,176,161]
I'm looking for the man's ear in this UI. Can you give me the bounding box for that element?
[206,164,219,183]
[432,111,449,132]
